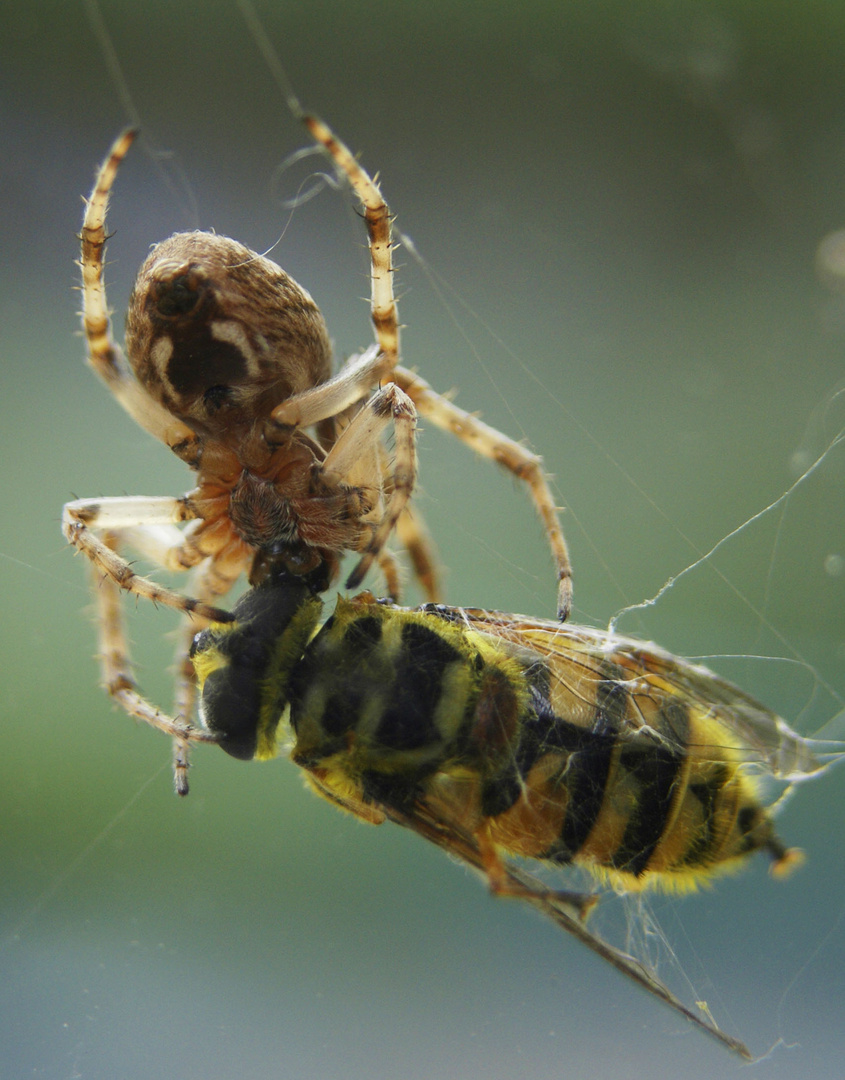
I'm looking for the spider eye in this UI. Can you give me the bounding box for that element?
[203,384,234,412]
[153,272,202,318]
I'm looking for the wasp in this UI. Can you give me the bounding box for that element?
[189,568,840,1059]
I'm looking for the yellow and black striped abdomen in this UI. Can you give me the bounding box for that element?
[478,647,794,892]
[284,597,793,892]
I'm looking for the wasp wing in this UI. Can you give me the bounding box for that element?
[383,796,752,1060]
[457,609,840,783]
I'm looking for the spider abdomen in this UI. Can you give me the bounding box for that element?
[125,231,332,442]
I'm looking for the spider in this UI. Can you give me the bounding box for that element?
[63,111,573,793]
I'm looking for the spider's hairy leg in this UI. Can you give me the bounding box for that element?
[393,365,573,620]
[169,548,249,793]
[79,129,136,369]
[394,504,440,603]
[270,344,391,428]
[368,440,438,602]
[93,536,217,794]
[297,115,568,612]
[302,114,399,372]
[79,130,200,460]
[63,495,234,623]
[317,383,418,595]
[375,547,403,603]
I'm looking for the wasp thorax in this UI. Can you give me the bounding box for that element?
[125,232,332,440]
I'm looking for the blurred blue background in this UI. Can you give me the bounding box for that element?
[2,1,844,1077]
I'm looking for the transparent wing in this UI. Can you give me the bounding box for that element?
[455,609,844,782]
[385,797,752,1060]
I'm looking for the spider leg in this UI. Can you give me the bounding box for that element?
[63,496,233,623]
[301,115,571,616]
[270,344,390,428]
[93,534,218,794]
[394,504,440,603]
[393,365,573,620]
[69,497,250,792]
[370,444,439,602]
[303,115,399,372]
[80,130,200,462]
[317,384,418,594]
[298,117,431,600]
[375,548,403,602]
[170,545,250,792]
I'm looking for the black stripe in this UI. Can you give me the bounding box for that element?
[374,622,463,752]
[339,614,383,655]
[523,684,603,756]
[483,681,621,853]
[322,689,367,741]
[289,613,384,740]
[612,701,689,876]
[543,676,632,863]
[682,765,728,867]
[480,770,523,818]
[735,804,764,855]
[611,747,681,875]
[481,683,585,819]
[551,736,615,863]
[475,667,565,817]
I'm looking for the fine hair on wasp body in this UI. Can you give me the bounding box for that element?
[63,114,573,792]
[187,568,843,1059]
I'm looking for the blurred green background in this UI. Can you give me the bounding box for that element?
[2,1,845,1077]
